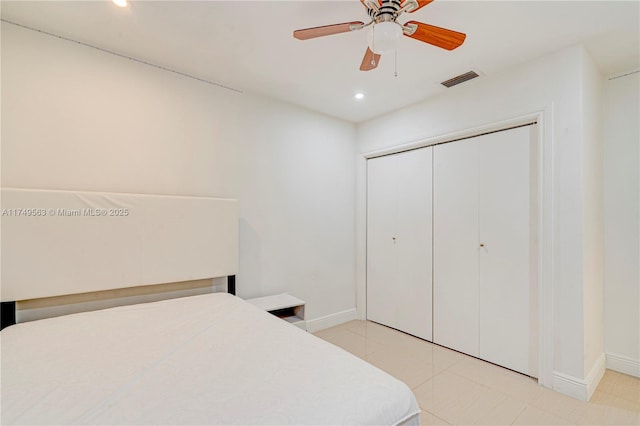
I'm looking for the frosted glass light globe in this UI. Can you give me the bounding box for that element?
[368,22,402,55]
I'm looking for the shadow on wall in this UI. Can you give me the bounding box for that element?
[238,218,262,298]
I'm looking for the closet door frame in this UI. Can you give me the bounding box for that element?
[360,110,553,388]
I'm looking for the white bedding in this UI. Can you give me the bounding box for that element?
[1,293,420,425]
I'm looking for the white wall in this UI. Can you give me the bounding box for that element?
[1,22,357,323]
[234,95,357,322]
[603,72,640,377]
[356,45,603,397]
[581,48,605,385]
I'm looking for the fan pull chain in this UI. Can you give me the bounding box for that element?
[394,50,398,77]
[371,28,376,66]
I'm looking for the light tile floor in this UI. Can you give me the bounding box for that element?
[314,320,640,425]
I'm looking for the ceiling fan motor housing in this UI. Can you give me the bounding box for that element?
[370,0,403,23]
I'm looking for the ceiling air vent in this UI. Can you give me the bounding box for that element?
[441,70,480,88]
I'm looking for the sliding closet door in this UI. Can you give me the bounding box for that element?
[367,148,432,341]
[433,139,479,356]
[433,125,537,377]
[396,148,433,340]
[478,126,537,377]
[367,154,398,329]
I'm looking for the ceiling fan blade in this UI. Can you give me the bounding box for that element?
[360,0,382,9]
[360,47,381,71]
[403,21,466,50]
[404,0,434,13]
[293,21,365,40]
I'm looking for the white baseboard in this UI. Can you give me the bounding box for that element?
[585,353,607,400]
[306,308,357,333]
[552,353,606,401]
[552,372,587,401]
[606,352,640,378]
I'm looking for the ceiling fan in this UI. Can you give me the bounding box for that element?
[293,0,466,71]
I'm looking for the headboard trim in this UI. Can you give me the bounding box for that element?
[0,275,237,330]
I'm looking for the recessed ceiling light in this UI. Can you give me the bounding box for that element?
[354,92,365,100]
[112,0,128,8]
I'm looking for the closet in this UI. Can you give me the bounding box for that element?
[367,147,433,341]
[366,124,537,377]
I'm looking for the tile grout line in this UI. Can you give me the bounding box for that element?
[509,404,530,426]
[412,368,449,392]
[423,408,452,425]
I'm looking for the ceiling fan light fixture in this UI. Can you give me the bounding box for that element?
[368,21,402,55]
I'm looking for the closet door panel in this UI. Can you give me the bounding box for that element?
[366,155,398,327]
[478,126,535,376]
[433,139,479,356]
[396,148,433,340]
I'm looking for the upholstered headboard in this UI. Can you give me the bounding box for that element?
[1,188,238,303]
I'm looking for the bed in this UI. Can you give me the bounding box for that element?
[0,189,420,425]
[1,292,420,425]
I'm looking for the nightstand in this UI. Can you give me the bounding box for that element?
[246,293,306,331]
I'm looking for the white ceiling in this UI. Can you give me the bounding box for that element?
[2,1,639,123]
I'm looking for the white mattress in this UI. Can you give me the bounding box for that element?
[1,293,420,425]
